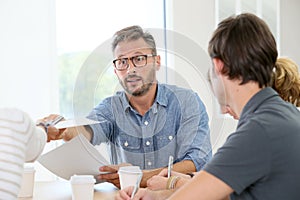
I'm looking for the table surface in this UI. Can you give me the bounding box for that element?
[17,180,117,200]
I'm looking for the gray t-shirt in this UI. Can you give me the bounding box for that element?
[204,87,300,199]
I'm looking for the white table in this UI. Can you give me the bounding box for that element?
[18,180,117,200]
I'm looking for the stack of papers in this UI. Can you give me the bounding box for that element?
[38,134,110,180]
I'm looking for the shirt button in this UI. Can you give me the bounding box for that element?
[146,141,150,146]
[124,141,129,147]
[168,135,173,140]
[144,121,149,125]
[148,161,152,166]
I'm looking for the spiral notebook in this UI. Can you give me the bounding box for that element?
[38,134,110,180]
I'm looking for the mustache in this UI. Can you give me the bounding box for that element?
[125,75,142,81]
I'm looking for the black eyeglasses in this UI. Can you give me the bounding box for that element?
[113,54,156,71]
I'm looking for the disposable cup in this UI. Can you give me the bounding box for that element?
[118,166,142,190]
[18,165,35,198]
[70,175,96,200]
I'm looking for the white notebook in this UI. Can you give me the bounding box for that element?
[38,134,110,180]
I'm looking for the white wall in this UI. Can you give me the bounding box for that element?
[0,0,60,181]
[0,0,58,119]
[280,0,300,67]
[167,0,238,153]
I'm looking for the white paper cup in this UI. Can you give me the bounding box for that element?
[118,166,142,190]
[18,165,35,198]
[70,175,96,200]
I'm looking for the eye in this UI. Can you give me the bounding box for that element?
[134,55,146,63]
[120,58,128,65]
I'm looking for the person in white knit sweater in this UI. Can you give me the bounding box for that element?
[0,108,62,199]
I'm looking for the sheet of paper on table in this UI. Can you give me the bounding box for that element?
[38,134,110,180]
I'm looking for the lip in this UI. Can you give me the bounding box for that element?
[126,76,142,83]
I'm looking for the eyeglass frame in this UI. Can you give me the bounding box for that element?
[113,54,156,71]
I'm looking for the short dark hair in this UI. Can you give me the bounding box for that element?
[111,25,157,55]
[208,13,278,88]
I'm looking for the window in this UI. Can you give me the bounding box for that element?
[56,0,165,118]
[33,0,167,181]
[215,0,280,49]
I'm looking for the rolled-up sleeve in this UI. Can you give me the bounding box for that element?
[86,101,113,145]
[176,92,212,171]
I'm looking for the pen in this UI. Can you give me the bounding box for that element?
[167,155,173,178]
[45,115,64,127]
[131,174,142,199]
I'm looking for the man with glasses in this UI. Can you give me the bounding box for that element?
[59,25,212,188]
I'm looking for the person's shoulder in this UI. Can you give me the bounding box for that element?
[0,107,29,123]
[0,107,34,133]
[160,84,200,104]
[98,91,125,103]
[160,83,195,95]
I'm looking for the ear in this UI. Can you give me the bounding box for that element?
[155,55,161,71]
[212,58,224,75]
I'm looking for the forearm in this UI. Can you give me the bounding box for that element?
[168,171,233,200]
[222,196,231,200]
[153,189,175,200]
[173,160,196,173]
[174,176,191,189]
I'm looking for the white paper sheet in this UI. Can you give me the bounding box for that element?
[55,118,100,129]
[38,134,110,180]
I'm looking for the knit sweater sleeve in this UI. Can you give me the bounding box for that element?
[0,108,47,199]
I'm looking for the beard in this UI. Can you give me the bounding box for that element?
[131,82,153,96]
[119,69,156,96]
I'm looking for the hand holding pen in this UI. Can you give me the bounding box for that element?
[146,157,174,191]
[36,115,65,142]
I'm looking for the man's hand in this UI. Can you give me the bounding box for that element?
[60,126,93,142]
[47,126,66,142]
[36,114,66,142]
[115,186,134,200]
[60,127,79,141]
[115,187,171,200]
[97,163,132,188]
[146,175,168,191]
[115,187,155,200]
[147,169,191,190]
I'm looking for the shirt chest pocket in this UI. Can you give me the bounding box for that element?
[155,133,176,149]
[118,133,141,151]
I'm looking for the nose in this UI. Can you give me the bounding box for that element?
[126,59,136,73]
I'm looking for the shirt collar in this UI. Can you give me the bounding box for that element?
[239,87,279,121]
[118,83,168,113]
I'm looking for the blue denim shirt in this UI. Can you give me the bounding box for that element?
[87,83,212,170]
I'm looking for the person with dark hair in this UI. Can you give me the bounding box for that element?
[142,56,300,191]
[116,13,300,200]
[52,25,212,188]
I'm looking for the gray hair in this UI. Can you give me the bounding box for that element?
[111,25,157,55]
